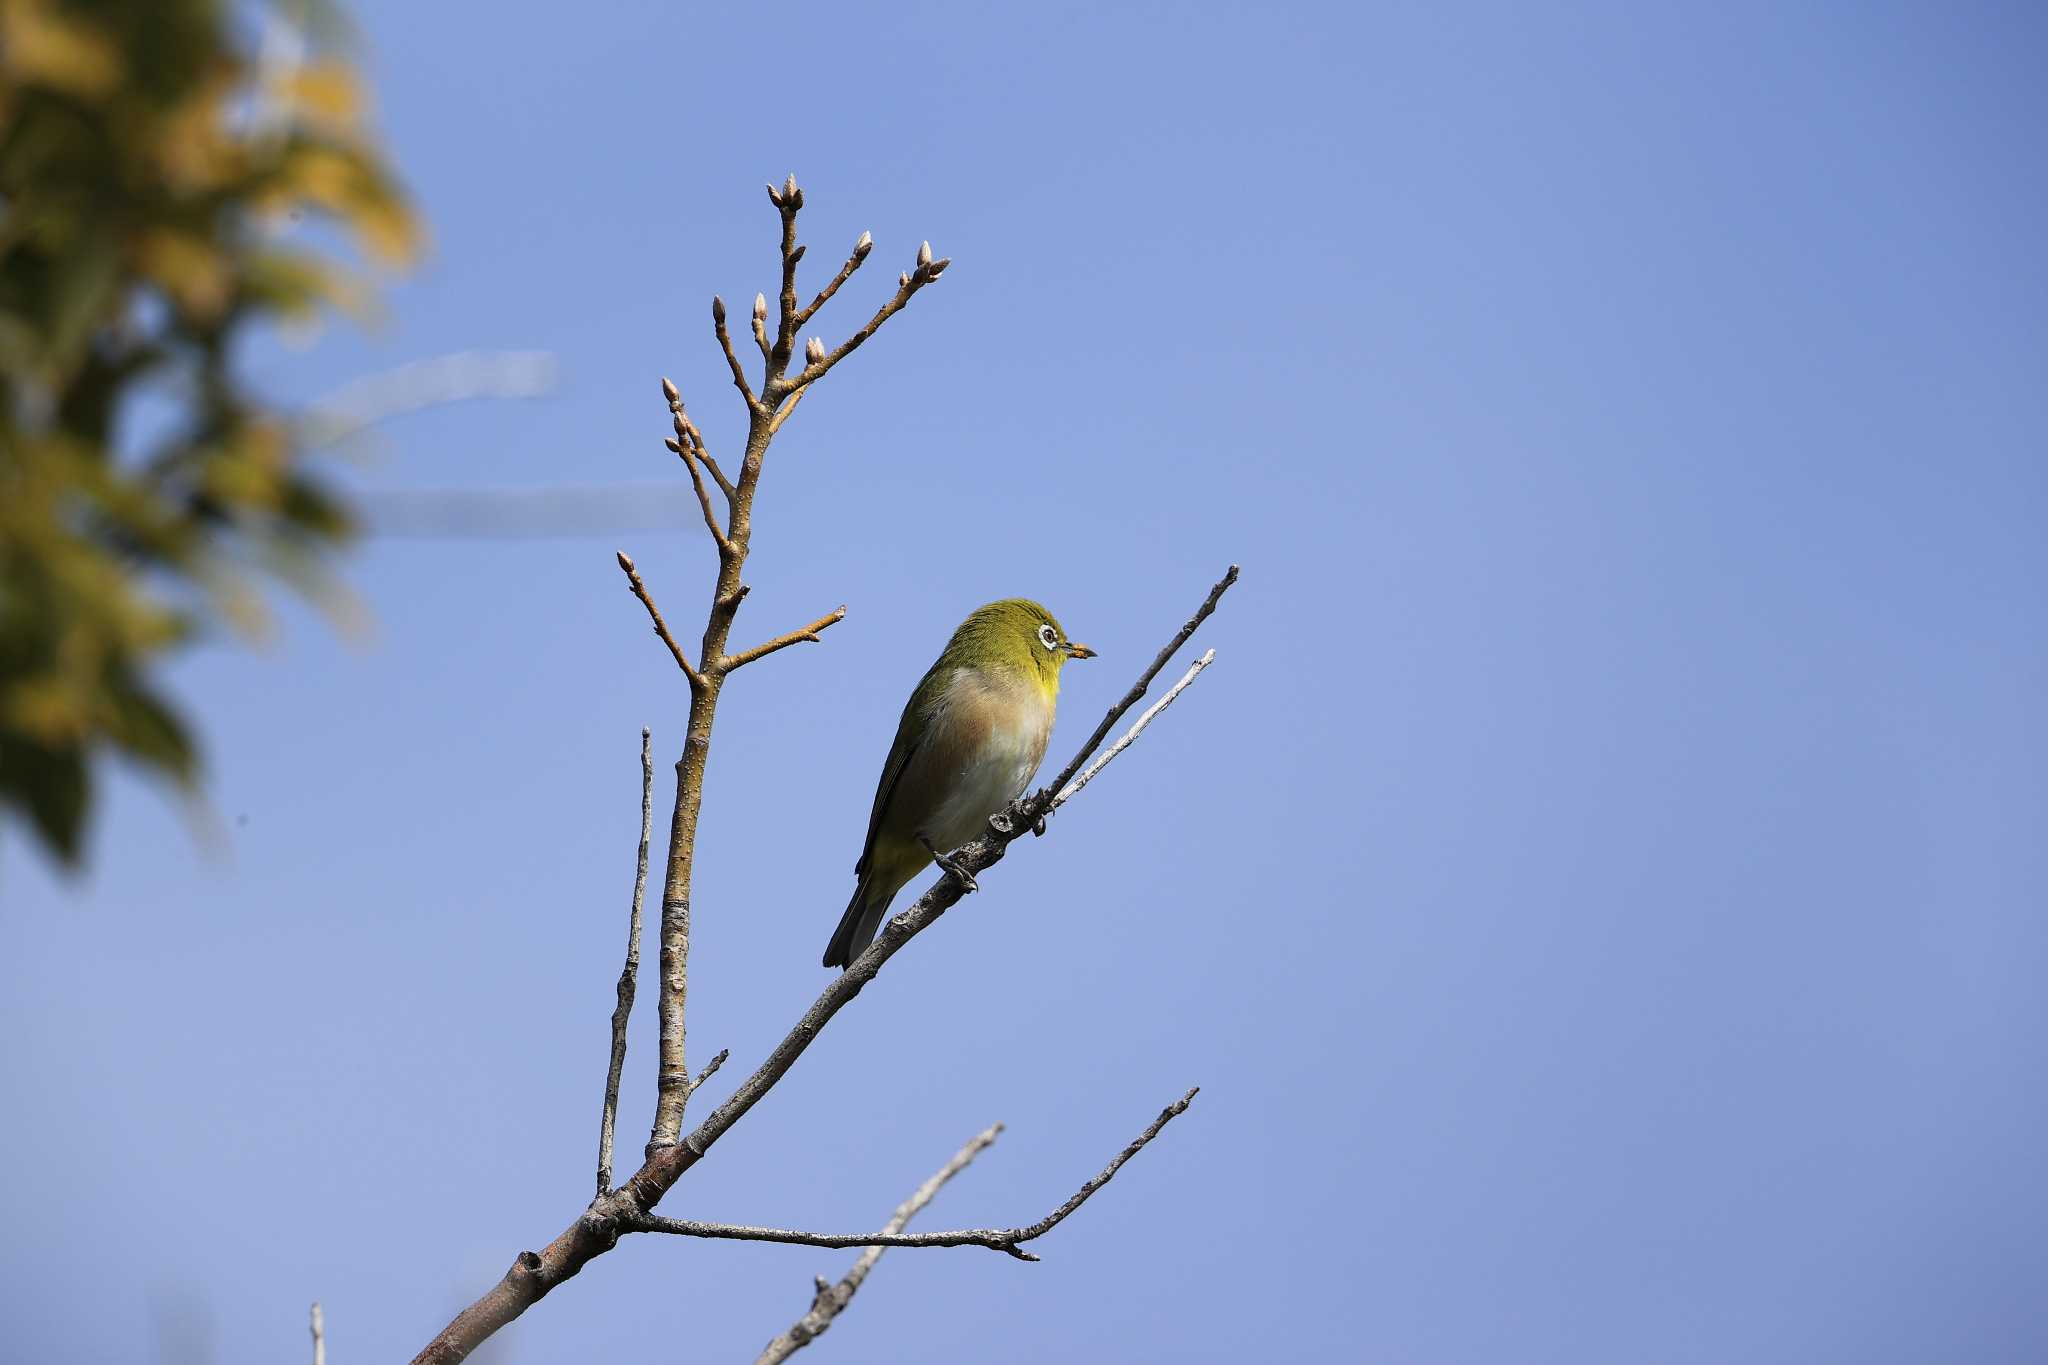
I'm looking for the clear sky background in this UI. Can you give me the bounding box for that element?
[5,2,2046,1361]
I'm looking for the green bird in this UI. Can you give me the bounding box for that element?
[823,599,1095,968]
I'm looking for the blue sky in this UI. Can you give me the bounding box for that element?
[6,2,2047,1361]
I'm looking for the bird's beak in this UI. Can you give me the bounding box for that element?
[1065,641,1096,660]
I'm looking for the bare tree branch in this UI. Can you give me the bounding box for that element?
[660,377,734,500]
[1032,566,1240,809]
[752,288,773,363]
[408,568,1228,1365]
[597,728,653,1196]
[688,1046,728,1098]
[793,230,872,329]
[711,296,756,408]
[764,382,808,435]
[632,1089,1196,1262]
[614,553,705,692]
[662,387,736,549]
[309,1302,325,1365]
[773,249,950,398]
[638,177,949,1156]
[673,442,733,554]
[770,176,804,365]
[615,569,1232,1198]
[722,606,848,671]
[754,1123,999,1364]
[1052,650,1213,810]
[404,178,1231,1365]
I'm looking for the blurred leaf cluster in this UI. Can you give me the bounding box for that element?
[0,0,415,867]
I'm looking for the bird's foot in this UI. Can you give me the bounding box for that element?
[920,837,979,894]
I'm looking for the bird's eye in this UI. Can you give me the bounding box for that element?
[1038,624,1059,651]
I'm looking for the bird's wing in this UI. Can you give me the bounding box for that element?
[855,667,952,877]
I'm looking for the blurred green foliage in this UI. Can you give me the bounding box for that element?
[0,0,415,868]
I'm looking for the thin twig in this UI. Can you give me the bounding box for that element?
[407,197,1224,1365]
[662,382,735,502]
[772,180,803,365]
[683,416,736,500]
[597,729,654,1196]
[775,254,950,397]
[1031,566,1239,810]
[1052,650,1213,811]
[697,449,735,500]
[615,552,705,691]
[755,1124,1000,1364]
[675,444,733,554]
[793,231,872,329]
[614,572,1233,1205]
[721,606,848,671]
[411,569,1231,1365]
[712,296,756,407]
[309,1302,325,1365]
[633,1091,1195,1263]
[765,383,807,435]
[687,1047,729,1099]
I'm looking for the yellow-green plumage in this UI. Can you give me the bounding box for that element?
[823,599,1093,968]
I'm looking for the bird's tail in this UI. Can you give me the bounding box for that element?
[822,874,890,969]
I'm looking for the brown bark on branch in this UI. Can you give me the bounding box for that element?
[404,180,1232,1365]
[408,562,1230,1365]
[722,605,848,671]
[595,728,653,1195]
[628,1089,1197,1261]
[753,1123,999,1364]
[615,553,705,692]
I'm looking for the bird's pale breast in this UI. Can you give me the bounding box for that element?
[910,665,1054,851]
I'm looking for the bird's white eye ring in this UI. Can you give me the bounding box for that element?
[1038,624,1059,650]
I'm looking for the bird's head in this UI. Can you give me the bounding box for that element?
[949,598,1094,694]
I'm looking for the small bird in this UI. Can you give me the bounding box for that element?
[823,599,1094,968]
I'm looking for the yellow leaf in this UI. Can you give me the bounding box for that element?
[0,0,122,96]
[281,61,361,127]
[351,195,421,266]
[134,230,234,320]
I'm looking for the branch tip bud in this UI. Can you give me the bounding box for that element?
[712,295,726,324]
[854,230,873,258]
[753,292,768,321]
[917,240,932,268]
[805,336,825,365]
[660,377,679,404]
